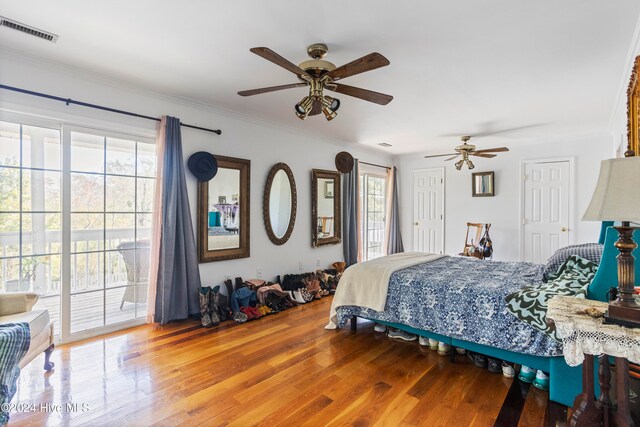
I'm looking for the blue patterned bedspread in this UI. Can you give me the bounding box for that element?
[335,256,563,357]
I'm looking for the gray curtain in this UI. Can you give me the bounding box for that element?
[387,166,404,254]
[343,159,360,266]
[154,116,202,324]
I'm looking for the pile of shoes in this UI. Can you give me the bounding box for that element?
[279,268,338,303]
[197,261,346,328]
[465,351,548,388]
[199,276,298,327]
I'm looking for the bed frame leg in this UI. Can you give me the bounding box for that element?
[450,346,456,364]
[350,316,357,331]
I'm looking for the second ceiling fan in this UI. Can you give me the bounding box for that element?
[424,136,510,170]
[238,43,393,121]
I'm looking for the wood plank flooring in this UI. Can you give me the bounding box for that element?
[34,289,146,337]
[12,296,566,426]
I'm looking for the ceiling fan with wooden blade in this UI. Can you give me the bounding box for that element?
[325,83,393,105]
[238,83,307,97]
[424,136,510,170]
[238,43,393,121]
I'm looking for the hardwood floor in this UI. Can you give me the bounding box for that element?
[12,296,566,426]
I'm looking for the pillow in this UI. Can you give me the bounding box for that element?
[542,243,603,281]
[506,255,598,341]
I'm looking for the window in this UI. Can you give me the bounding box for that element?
[68,128,155,334]
[0,121,62,334]
[0,117,155,340]
[359,172,387,261]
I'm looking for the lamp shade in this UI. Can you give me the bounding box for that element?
[582,157,640,222]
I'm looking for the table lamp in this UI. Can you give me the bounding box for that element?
[583,156,640,327]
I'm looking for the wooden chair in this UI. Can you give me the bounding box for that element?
[461,223,488,259]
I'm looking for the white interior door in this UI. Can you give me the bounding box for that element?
[413,169,444,254]
[523,161,570,263]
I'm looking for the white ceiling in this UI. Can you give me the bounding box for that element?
[0,0,639,154]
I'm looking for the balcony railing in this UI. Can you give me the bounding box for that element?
[0,227,151,295]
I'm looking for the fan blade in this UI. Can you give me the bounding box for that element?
[309,98,322,116]
[424,153,458,159]
[250,47,310,77]
[327,52,390,81]
[474,147,509,154]
[327,83,393,105]
[238,83,307,96]
[471,153,497,158]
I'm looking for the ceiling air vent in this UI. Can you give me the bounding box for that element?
[378,143,392,147]
[0,16,58,43]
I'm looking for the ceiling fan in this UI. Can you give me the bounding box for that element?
[238,43,393,121]
[424,136,509,170]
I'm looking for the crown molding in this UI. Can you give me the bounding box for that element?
[608,11,640,131]
[0,46,391,161]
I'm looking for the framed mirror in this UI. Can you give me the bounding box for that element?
[312,169,341,247]
[627,55,640,156]
[472,171,494,197]
[197,155,250,262]
[263,163,297,245]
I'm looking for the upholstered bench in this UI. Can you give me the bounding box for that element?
[0,293,54,370]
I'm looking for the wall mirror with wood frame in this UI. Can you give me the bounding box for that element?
[198,155,250,262]
[471,171,494,197]
[263,163,297,245]
[627,55,640,156]
[312,169,341,247]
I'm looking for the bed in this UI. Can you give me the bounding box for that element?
[328,225,640,407]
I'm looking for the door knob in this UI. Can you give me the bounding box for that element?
[561,227,567,232]
[414,222,419,226]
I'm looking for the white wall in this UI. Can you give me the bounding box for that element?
[394,132,613,262]
[0,50,392,285]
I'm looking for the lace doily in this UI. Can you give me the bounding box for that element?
[547,296,640,366]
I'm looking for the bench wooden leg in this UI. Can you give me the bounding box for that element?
[43,343,55,371]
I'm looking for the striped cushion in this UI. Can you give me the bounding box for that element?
[542,243,603,281]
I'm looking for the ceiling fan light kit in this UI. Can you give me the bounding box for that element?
[294,95,314,119]
[239,43,393,121]
[425,135,509,170]
[321,95,340,121]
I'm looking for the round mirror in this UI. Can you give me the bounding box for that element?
[263,163,297,245]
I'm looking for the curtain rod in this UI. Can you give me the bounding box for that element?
[0,84,222,135]
[359,160,391,170]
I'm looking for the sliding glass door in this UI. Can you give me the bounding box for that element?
[0,120,62,336]
[66,127,155,336]
[0,115,155,342]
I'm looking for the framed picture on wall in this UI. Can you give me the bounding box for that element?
[472,171,495,197]
[324,181,334,198]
